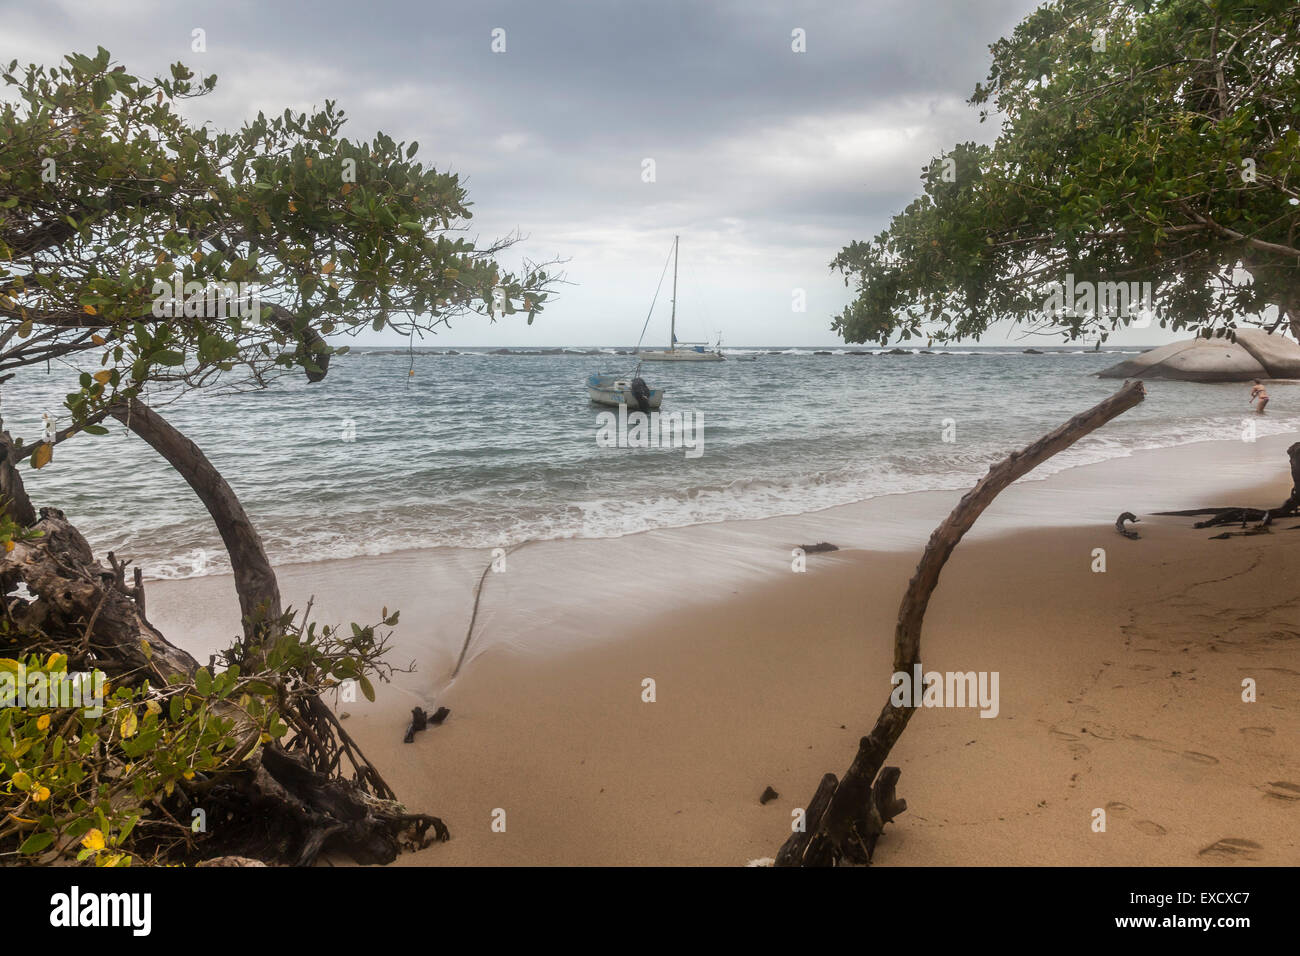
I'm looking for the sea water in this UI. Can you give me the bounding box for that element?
[7,346,1296,579]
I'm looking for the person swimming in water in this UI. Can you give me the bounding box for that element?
[1250,379,1269,413]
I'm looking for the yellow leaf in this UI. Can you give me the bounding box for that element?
[154,251,166,264]
[160,172,176,184]
[11,771,31,791]
[288,200,298,213]
[36,714,50,731]
[31,443,52,470]
[83,304,97,315]
[32,786,50,802]
[340,183,354,196]
[191,251,201,263]
[91,334,106,346]
[182,770,194,780]
[45,652,65,670]
[4,540,13,553]
[93,370,111,384]
[120,710,138,738]
[81,829,105,851]
[322,261,336,274]
[144,699,161,717]
[304,157,312,168]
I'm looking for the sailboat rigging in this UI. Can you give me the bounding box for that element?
[636,236,724,362]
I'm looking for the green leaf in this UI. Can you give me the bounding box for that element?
[19,832,54,855]
[154,349,185,366]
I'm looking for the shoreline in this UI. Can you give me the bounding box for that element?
[144,429,1300,866]
[149,430,1300,671]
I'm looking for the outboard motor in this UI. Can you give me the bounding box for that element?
[630,377,652,412]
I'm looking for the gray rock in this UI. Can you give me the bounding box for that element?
[1098,337,1270,382]
[1233,329,1300,378]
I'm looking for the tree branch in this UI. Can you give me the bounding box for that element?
[777,380,1147,866]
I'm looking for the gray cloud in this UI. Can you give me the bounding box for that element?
[4,0,1113,346]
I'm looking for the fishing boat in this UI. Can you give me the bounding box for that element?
[637,235,725,362]
[586,372,663,410]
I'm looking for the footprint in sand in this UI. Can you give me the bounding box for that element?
[1260,781,1300,802]
[1050,728,1080,742]
[1240,726,1276,738]
[1181,751,1220,765]
[1068,742,1090,756]
[1124,733,1177,754]
[1134,820,1167,836]
[1105,801,1133,814]
[1198,838,1262,861]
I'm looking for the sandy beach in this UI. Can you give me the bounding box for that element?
[147,433,1300,866]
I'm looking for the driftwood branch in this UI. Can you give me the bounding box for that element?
[777,380,1147,866]
[1153,442,1300,529]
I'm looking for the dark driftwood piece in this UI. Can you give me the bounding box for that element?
[404,706,428,743]
[799,542,840,553]
[1115,511,1140,538]
[404,705,450,743]
[777,381,1146,866]
[774,773,838,866]
[1154,442,1300,529]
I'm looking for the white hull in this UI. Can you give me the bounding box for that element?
[586,374,664,409]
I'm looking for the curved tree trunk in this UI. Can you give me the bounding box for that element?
[108,398,282,640]
[778,380,1147,866]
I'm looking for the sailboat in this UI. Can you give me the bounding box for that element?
[637,236,725,362]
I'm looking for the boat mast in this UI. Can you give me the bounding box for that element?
[670,235,678,351]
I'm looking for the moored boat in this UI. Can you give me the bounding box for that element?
[586,372,664,410]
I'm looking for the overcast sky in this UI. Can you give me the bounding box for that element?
[1,0,1175,347]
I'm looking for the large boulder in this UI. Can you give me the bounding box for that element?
[1098,331,1300,382]
[1234,329,1300,378]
